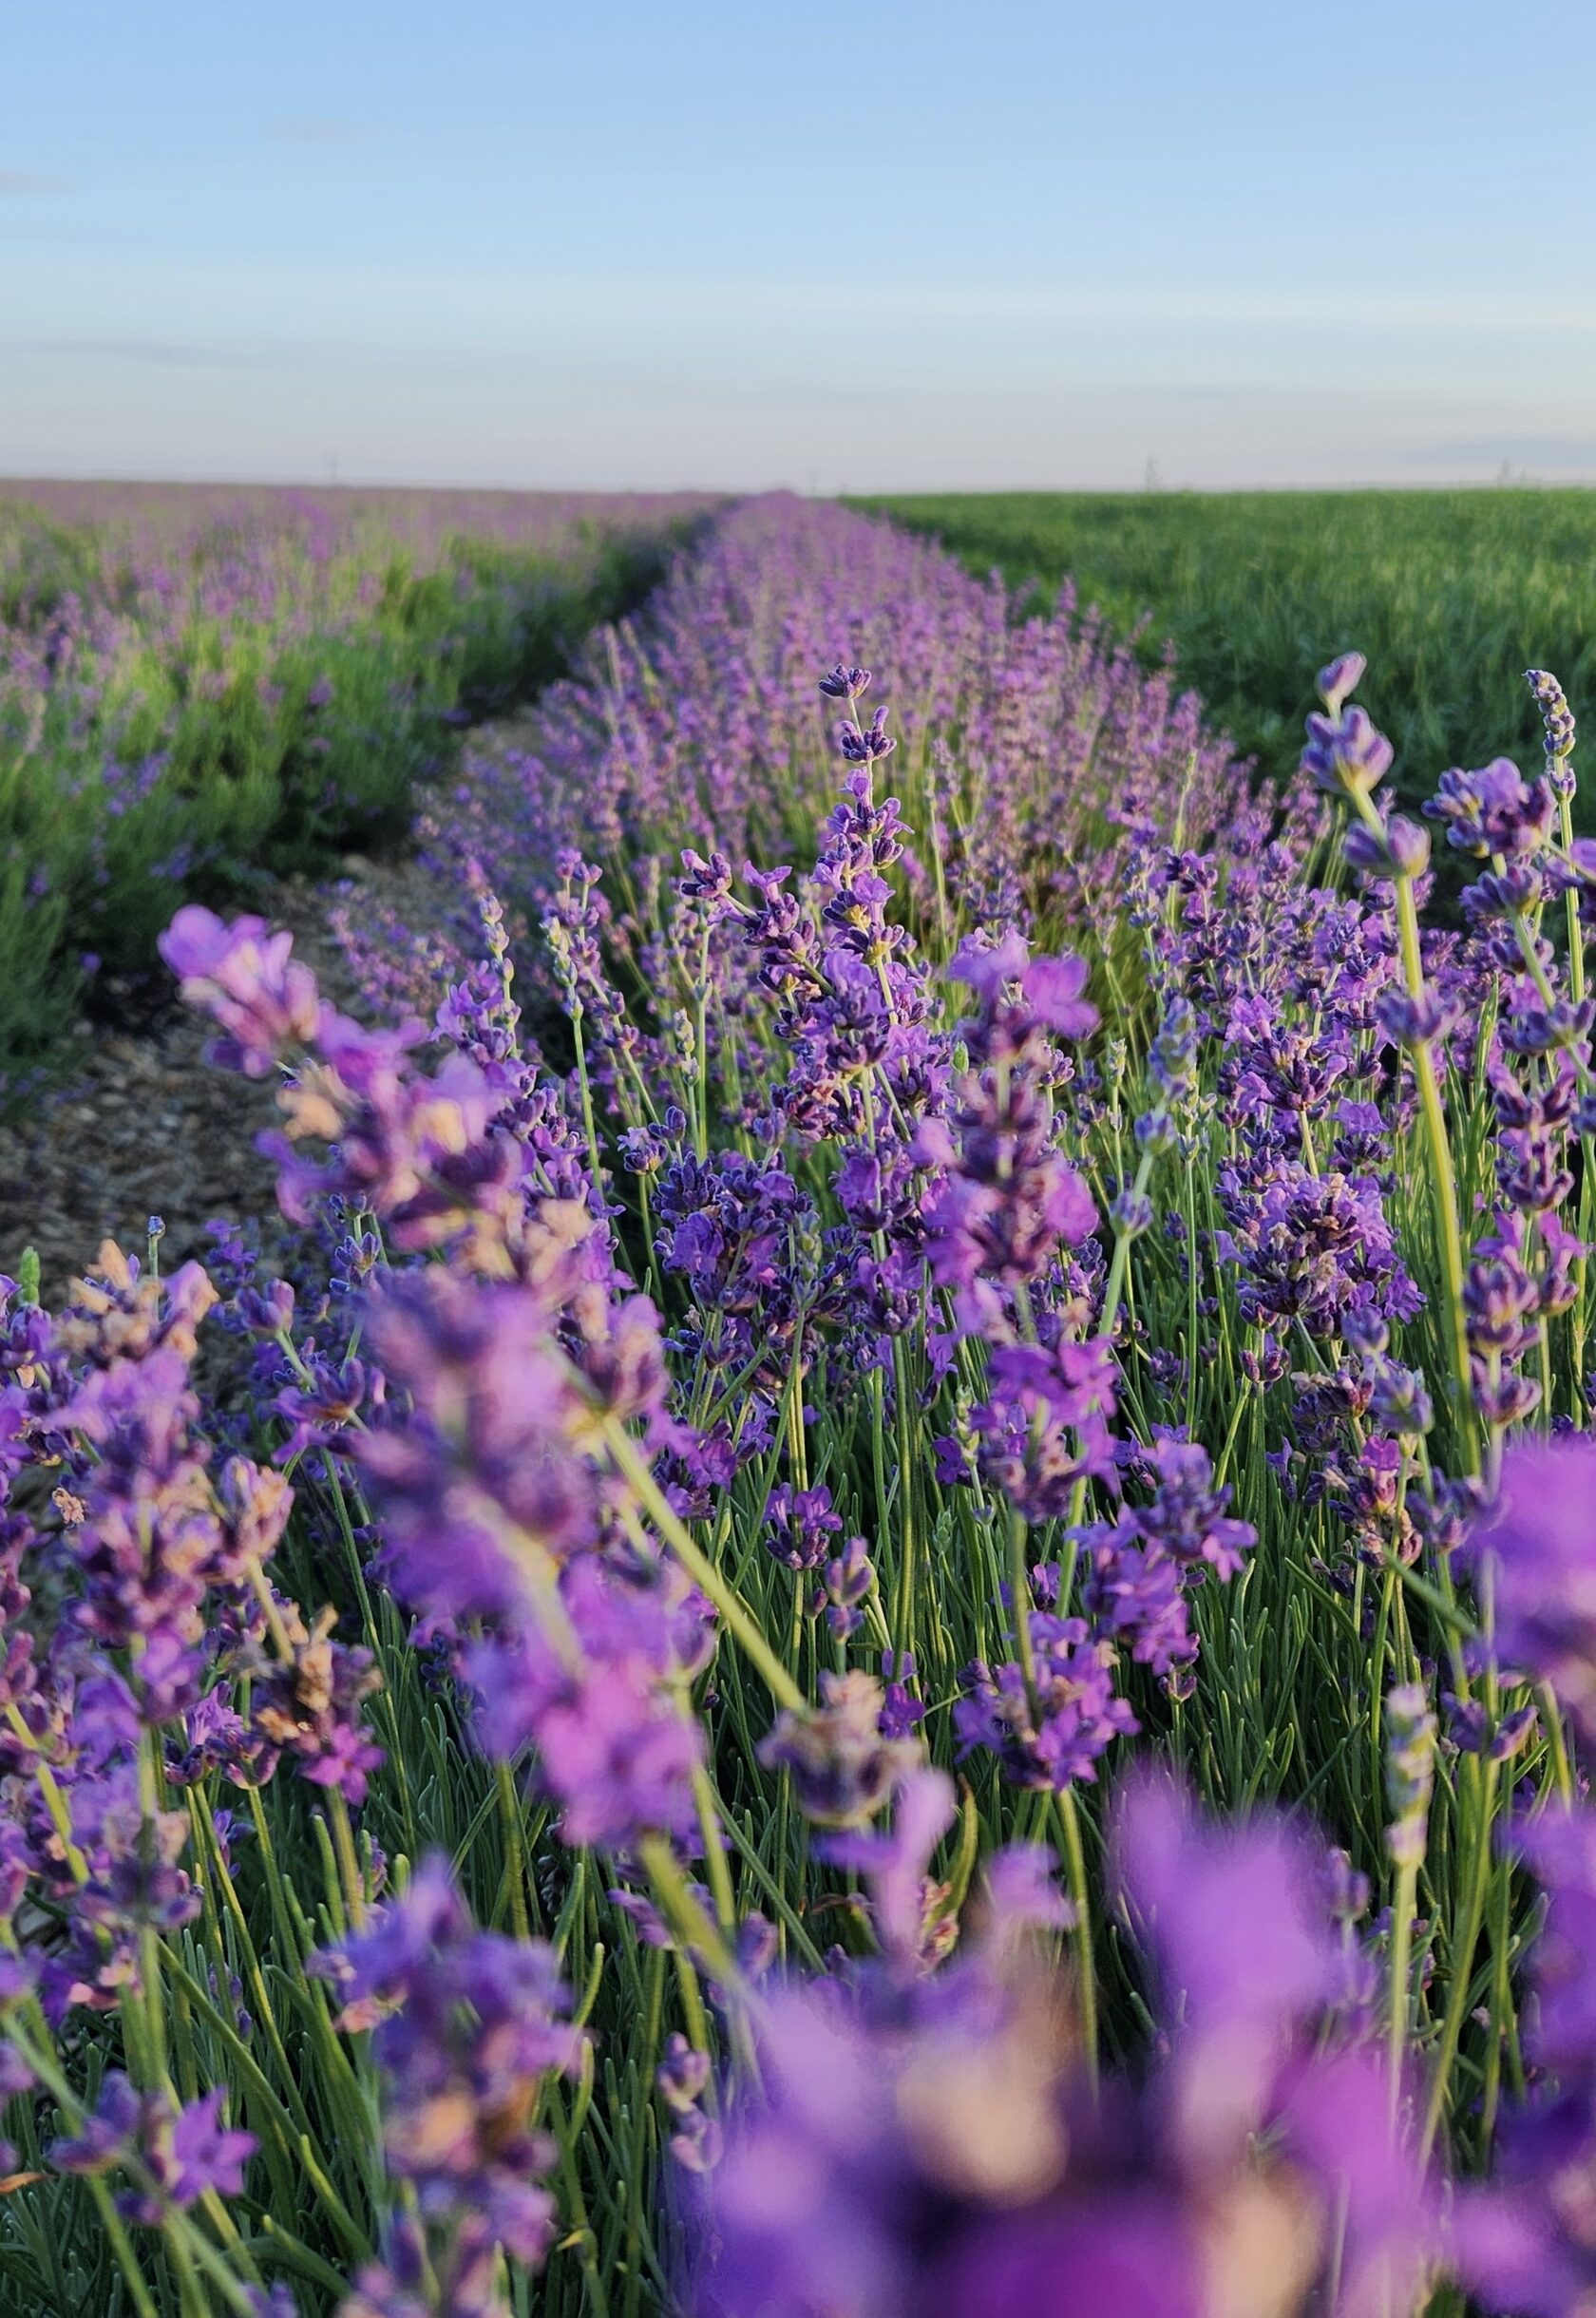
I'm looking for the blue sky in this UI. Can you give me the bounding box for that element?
[3,0,1594,490]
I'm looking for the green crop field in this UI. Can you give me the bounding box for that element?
[867,488,1596,815]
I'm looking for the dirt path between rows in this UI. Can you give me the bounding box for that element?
[0,713,541,1305]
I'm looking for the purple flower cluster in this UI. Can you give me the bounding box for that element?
[0,1233,390,2046]
[1082,1438,1257,1692]
[923,936,1098,1314]
[694,1772,1434,2318]
[314,1856,581,2315]
[466,495,1248,906]
[354,1266,709,1852]
[1465,1438,1596,1744]
[762,1671,922,1829]
[53,2075,256,2223]
[956,1615,1137,1790]
[159,906,322,1078]
[1300,651,1395,799]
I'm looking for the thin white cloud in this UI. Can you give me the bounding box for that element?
[0,169,75,195]
[4,334,300,370]
[522,273,1596,340]
[264,119,370,147]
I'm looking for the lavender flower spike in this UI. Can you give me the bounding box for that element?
[1317,650,1368,718]
[1301,701,1394,801]
[838,706,897,763]
[159,905,321,1077]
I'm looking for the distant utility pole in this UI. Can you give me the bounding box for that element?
[1144,456,1162,493]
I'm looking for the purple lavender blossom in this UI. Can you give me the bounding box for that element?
[1344,812,1432,883]
[1383,1682,1436,1870]
[690,1772,1434,2318]
[314,1856,580,2302]
[658,2034,723,2174]
[1465,1438,1596,1746]
[354,1267,603,1619]
[838,706,897,763]
[957,1616,1137,1792]
[815,1765,960,1975]
[1425,758,1556,859]
[468,1556,709,1852]
[1317,652,1368,718]
[1131,1438,1256,1578]
[1527,666,1577,799]
[820,1535,875,1639]
[1300,702,1394,800]
[245,1600,386,1805]
[760,1671,921,1828]
[52,2076,255,2221]
[158,906,320,1077]
[762,1483,844,1573]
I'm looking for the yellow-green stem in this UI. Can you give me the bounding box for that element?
[601,1414,805,1713]
[1351,798,1477,1475]
[1054,1787,1100,2090]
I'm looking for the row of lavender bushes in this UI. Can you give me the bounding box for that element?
[0,493,1593,2315]
[0,485,701,1076]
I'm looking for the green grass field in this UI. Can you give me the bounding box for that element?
[867,489,1596,813]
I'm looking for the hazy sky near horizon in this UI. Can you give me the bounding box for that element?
[4,0,1595,492]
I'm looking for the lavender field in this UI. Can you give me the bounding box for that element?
[0,483,702,1076]
[4,486,1596,2318]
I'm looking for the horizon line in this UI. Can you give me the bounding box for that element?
[3,471,1595,500]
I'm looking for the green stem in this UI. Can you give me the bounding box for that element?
[1054,1788,1099,2089]
[1420,1757,1499,2164]
[1009,1506,1040,1713]
[1100,1147,1156,1346]
[570,998,608,1215]
[694,921,712,1162]
[601,1414,804,1713]
[1387,1854,1418,2132]
[327,1788,369,1929]
[496,1760,535,1940]
[1349,796,1476,1475]
[639,1833,739,1986]
[1561,786,1585,1006]
[692,1761,739,1935]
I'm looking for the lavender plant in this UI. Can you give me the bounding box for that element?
[3,493,1596,2317]
[0,486,694,1077]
